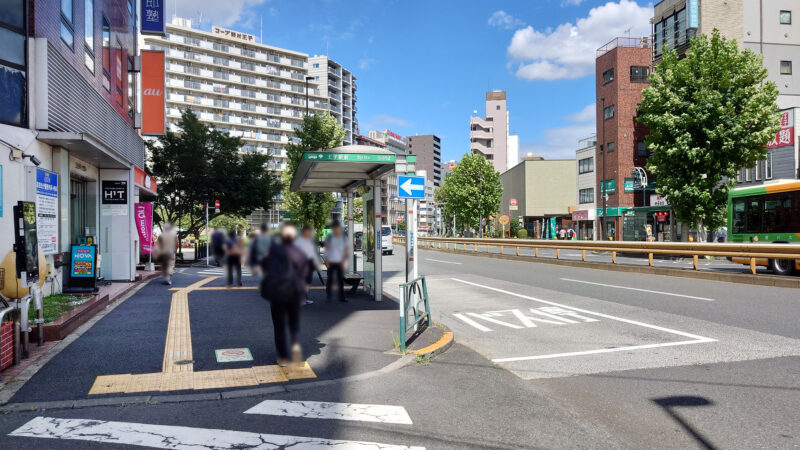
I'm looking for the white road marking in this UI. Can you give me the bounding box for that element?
[453,313,492,332]
[244,400,413,425]
[10,417,425,450]
[560,278,715,301]
[425,258,462,265]
[450,278,716,363]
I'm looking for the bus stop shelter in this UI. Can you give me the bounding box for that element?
[290,145,415,301]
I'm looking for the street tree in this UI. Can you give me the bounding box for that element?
[638,30,780,238]
[147,110,282,243]
[283,114,346,235]
[435,153,502,236]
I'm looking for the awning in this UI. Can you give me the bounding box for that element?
[134,166,158,197]
[290,145,410,193]
[37,131,133,169]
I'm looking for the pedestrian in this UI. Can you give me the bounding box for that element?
[559,228,567,240]
[568,227,576,240]
[226,230,243,287]
[294,225,321,306]
[211,229,226,267]
[248,223,273,278]
[156,223,178,285]
[324,221,348,303]
[260,223,309,367]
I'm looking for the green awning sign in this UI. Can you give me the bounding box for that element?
[600,179,615,194]
[596,207,630,217]
[303,152,397,163]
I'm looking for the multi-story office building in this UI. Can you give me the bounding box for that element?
[442,160,457,179]
[141,17,330,173]
[1,0,149,291]
[573,136,598,240]
[595,37,653,241]
[407,135,443,187]
[368,130,408,226]
[308,56,358,145]
[469,90,520,173]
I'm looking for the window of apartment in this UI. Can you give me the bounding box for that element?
[599,144,604,153]
[312,63,319,68]
[0,0,27,126]
[781,60,793,75]
[756,161,762,180]
[84,0,94,72]
[630,66,649,83]
[579,188,594,204]
[607,142,615,152]
[102,16,110,90]
[745,166,752,182]
[602,68,614,84]
[780,10,792,25]
[736,168,743,183]
[636,140,650,156]
[496,105,500,110]
[766,152,773,179]
[578,157,594,174]
[603,105,615,120]
[60,0,74,48]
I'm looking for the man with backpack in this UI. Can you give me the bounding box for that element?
[260,223,309,367]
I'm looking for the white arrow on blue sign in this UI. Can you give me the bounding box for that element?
[398,175,425,199]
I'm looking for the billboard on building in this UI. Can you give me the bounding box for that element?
[141,51,165,136]
[140,0,165,36]
[767,109,795,149]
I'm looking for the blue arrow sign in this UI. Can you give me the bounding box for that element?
[397,175,425,199]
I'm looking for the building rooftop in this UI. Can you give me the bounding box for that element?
[596,37,651,57]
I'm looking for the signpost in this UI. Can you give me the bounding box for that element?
[499,214,510,238]
[509,198,518,211]
[398,175,425,283]
[205,200,220,266]
[34,168,58,255]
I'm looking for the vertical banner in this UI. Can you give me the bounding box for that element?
[141,50,165,135]
[140,0,165,36]
[135,203,154,254]
[687,0,699,29]
[35,168,59,255]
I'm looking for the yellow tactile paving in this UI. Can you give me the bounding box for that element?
[88,374,132,395]
[89,276,318,395]
[252,365,289,384]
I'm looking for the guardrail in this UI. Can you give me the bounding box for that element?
[394,237,800,275]
[398,275,431,352]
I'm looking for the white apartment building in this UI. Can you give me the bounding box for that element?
[573,135,598,240]
[141,18,330,176]
[470,90,520,173]
[369,130,408,226]
[308,56,358,145]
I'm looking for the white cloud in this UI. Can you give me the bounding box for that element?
[361,114,411,133]
[174,0,269,27]
[521,103,596,159]
[561,0,584,6]
[359,57,375,70]
[508,0,652,81]
[488,10,526,30]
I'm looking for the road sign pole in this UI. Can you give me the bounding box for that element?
[205,203,209,267]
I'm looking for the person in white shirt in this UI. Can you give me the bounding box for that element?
[294,226,321,306]
[324,221,348,303]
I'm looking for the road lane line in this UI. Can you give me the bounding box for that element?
[244,400,413,424]
[560,278,715,301]
[450,278,715,342]
[425,258,462,265]
[453,313,492,332]
[492,339,710,363]
[10,417,425,450]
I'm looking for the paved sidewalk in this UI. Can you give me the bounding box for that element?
[5,267,402,404]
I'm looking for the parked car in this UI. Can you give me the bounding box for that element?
[381,226,393,255]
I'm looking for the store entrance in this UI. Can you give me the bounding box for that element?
[70,178,97,245]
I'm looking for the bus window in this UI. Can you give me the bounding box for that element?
[763,198,780,233]
[732,199,746,234]
[745,198,762,233]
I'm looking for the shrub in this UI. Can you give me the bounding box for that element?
[517,229,528,239]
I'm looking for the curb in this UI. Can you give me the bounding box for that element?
[0,355,417,414]
[421,246,800,289]
[412,330,454,358]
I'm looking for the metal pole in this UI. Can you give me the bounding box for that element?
[600,97,607,240]
[205,203,209,267]
[305,79,309,116]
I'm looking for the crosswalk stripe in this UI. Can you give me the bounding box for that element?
[10,417,426,450]
[244,400,414,425]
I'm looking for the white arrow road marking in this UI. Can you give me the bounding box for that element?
[560,278,715,301]
[244,400,413,425]
[10,417,425,450]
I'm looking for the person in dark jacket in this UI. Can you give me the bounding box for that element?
[261,223,309,366]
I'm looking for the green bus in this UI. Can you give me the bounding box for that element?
[728,180,800,275]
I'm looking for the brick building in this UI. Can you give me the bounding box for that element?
[595,37,653,241]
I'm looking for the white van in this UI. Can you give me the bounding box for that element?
[381,226,393,255]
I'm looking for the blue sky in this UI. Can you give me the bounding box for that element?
[172,0,653,162]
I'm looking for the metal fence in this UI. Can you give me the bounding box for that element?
[398,275,431,352]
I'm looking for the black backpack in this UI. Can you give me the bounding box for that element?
[260,243,299,303]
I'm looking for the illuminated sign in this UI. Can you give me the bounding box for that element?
[141,51,165,135]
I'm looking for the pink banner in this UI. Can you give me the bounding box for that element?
[135,203,154,254]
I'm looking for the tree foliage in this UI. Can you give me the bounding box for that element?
[638,30,780,234]
[282,114,346,234]
[147,110,282,240]
[434,153,502,235]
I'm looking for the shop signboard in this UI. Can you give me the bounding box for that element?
[767,109,795,149]
[35,168,59,255]
[70,245,96,283]
[140,0,165,36]
[135,203,154,254]
[102,180,128,204]
[650,194,669,207]
[600,179,615,194]
[141,50,166,135]
[596,207,630,217]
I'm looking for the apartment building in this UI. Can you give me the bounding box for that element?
[1,0,149,292]
[141,17,330,174]
[469,91,519,173]
[368,130,408,226]
[308,56,358,145]
[595,37,653,241]
[407,135,443,187]
[573,136,598,240]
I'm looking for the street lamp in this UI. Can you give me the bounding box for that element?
[304,76,314,116]
[632,166,648,207]
[599,97,607,240]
